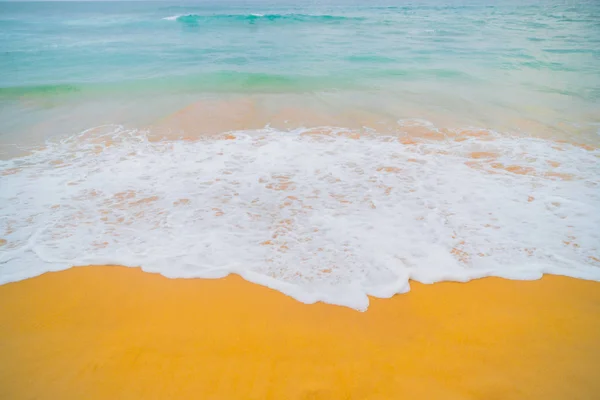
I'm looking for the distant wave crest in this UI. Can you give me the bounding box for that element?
[162,13,364,24]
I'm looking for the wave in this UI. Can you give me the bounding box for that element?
[1,123,599,310]
[0,67,478,99]
[0,84,81,98]
[162,13,365,25]
[0,72,360,98]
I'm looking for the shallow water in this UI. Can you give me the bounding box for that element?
[1,0,599,308]
[1,0,599,142]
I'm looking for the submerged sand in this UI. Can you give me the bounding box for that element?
[1,266,599,399]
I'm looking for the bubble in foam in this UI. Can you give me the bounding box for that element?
[0,124,599,310]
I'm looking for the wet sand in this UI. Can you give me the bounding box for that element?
[1,266,599,399]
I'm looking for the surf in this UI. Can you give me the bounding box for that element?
[1,123,598,310]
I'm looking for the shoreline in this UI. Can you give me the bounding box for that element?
[1,265,599,399]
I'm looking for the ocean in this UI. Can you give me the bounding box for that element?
[0,0,599,309]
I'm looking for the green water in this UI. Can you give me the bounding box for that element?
[1,0,599,141]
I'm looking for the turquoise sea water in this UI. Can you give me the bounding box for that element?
[1,1,600,309]
[1,0,599,141]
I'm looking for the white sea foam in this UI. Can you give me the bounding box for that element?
[162,15,183,21]
[0,125,599,310]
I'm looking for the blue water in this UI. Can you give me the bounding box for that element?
[0,0,599,140]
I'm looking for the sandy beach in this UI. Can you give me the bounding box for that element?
[1,266,599,399]
[2,2,600,399]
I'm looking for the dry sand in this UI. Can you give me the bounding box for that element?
[1,265,599,399]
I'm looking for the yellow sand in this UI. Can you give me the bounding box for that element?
[1,266,599,399]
